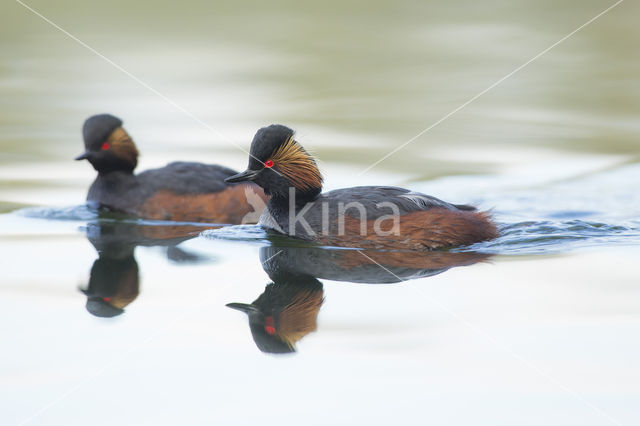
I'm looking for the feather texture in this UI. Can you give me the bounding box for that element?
[108,127,139,168]
[268,136,323,191]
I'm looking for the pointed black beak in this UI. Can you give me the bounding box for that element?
[226,303,259,314]
[75,151,91,161]
[224,169,260,183]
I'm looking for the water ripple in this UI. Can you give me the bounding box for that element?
[14,205,640,255]
[18,204,99,221]
[461,219,640,254]
[201,225,270,243]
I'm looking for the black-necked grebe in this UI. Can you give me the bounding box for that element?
[226,124,498,250]
[76,114,268,223]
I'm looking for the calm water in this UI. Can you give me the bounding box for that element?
[2,1,639,425]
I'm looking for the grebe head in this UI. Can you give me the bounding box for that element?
[75,113,139,174]
[225,124,323,199]
[226,278,324,354]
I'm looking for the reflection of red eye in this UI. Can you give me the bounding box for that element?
[101,142,110,151]
[265,316,275,335]
[103,297,112,302]
[264,159,274,168]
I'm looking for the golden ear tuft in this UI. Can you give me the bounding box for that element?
[268,136,323,191]
[108,127,139,166]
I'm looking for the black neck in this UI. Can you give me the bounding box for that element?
[269,187,320,209]
[92,159,136,175]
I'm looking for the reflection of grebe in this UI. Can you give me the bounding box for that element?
[81,254,139,318]
[225,124,498,249]
[228,244,490,353]
[260,245,490,284]
[228,276,324,354]
[79,221,214,317]
[75,114,268,223]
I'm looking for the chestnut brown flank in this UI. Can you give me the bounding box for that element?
[318,208,498,250]
[136,184,268,223]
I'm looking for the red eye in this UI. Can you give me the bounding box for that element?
[101,142,110,151]
[103,297,112,302]
[264,159,274,168]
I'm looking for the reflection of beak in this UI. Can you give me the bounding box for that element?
[75,151,91,161]
[226,303,259,313]
[224,169,260,183]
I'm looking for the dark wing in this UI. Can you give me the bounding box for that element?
[136,162,240,194]
[317,186,475,219]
